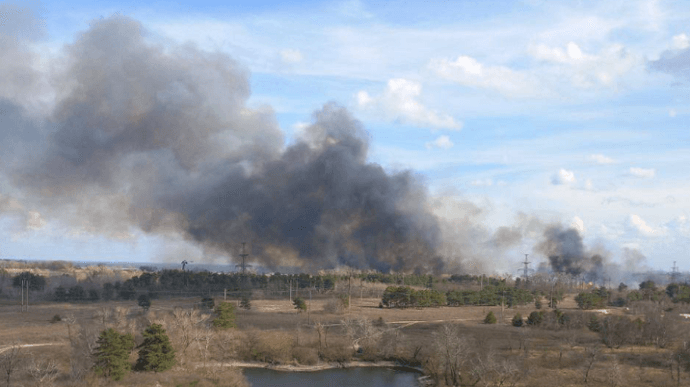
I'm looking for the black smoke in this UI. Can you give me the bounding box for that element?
[535,225,607,282]
[1,15,441,272]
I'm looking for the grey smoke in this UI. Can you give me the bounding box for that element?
[2,15,441,272]
[535,225,609,282]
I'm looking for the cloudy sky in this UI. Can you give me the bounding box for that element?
[1,0,689,274]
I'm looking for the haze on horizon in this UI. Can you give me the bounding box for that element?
[0,0,688,279]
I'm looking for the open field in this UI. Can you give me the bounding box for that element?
[1,291,689,386]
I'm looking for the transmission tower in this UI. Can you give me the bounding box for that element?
[239,242,249,275]
[521,254,531,280]
[671,261,679,283]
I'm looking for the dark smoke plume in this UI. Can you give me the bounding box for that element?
[536,225,607,282]
[1,16,441,272]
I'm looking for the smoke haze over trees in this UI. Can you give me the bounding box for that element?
[0,10,669,278]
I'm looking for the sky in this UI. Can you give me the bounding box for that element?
[0,0,689,275]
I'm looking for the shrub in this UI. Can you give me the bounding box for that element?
[527,311,545,326]
[534,298,542,309]
[512,313,523,327]
[135,324,175,372]
[50,314,62,323]
[213,302,237,329]
[201,297,215,310]
[93,328,135,380]
[240,296,251,310]
[138,294,151,311]
[292,346,319,365]
[293,297,307,312]
[484,311,497,324]
[575,292,605,310]
[587,315,601,332]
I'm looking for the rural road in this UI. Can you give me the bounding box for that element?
[0,343,62,354]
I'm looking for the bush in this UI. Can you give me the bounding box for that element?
[50,314,62,323]
[292,346,319,365]
[240,296,251,310]
[512,313,523,327]
[527,311,545,326]
[213,302,237,329]
[484,311,497,324]
[137,294,151,311]
[135,324,175,372]
[575,292,606,310]
[201,297,215,310]
[534,298,542,309]
[293,297,307,312]
[587,315,601,332]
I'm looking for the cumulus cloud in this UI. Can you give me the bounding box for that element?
[551,168,576,185]
[280,48,303,63]
[590,153,616,164]
[357,78,462,130]
[428,55,538,98]
[470,179,493,187]
[672,33,690,50]
[629,167,655,178]
[628,214,663,236]
[425,135,454,150]
[530,42,639,89]
[571,216,586,234]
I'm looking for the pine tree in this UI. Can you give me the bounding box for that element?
[293,296,307,313]
[240,295,251,310]
[512,313,523,327]
[135,324,175,372]
[484,311,497,324]
[212,302,237,329]
[93,328,135,381]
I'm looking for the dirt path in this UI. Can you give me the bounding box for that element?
[0,343,63,354]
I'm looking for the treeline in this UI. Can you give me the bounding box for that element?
[381,285,535,308]
[575,280,690,309]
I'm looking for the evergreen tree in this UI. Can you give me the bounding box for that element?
[135,324,175,372]
[93,328,135,381]
[240,295,251,310]
[137,294,151,311]
[484,311,497,324]
[512,313,523,327]
[212,302,237,329]
[293,296,307,313]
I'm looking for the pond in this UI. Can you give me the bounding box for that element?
[243,366,423,387]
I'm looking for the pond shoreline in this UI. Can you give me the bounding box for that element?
[210,360,424,374]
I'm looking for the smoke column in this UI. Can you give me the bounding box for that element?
[1,15,441,272]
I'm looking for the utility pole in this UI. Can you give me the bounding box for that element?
[20,279,24,312]
[672,261,679,283]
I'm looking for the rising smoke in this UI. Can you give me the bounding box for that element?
[1,15,441,272]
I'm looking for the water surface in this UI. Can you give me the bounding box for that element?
[244,367,421,387]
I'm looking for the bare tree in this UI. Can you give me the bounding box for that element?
[0,343,22,387]
[582,346,600,385]
[26,357,59,387]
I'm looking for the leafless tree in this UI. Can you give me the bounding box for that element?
[582,346,600,385]
[26,357,59,387]
[0,343,22,387]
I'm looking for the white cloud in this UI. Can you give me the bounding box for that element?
[628,214,663,236]
[571,216,586,234]
[279,49,303,63]
[429,55,538,98]
[357,78,462,130]
[551,168,576,185]
[669,108,677,117]
[470,178,493,186]
[529,42,639,89]
[425,135,454,150]
[590,153,616,164]
[672,33,690,50]
[26,210,46,230]
[629,167,655,178]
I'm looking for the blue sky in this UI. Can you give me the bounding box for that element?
[1,0,689,275]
